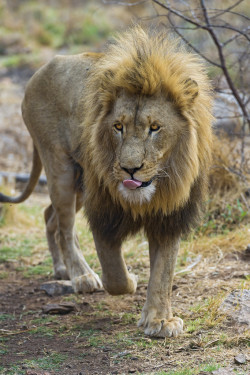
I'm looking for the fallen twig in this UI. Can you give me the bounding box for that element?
[175,255,202,275]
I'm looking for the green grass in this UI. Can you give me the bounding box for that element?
[0,364,26,375]
[0,349,8,355]
[188,293,226,331]
[0,54,39,69]
[196,198,249,236]
[0,272,8,279]
[18,203,45,226]
[0,314,15,321]
[29,325,55,337]
[0,352,69,374]
[23,257,53,277]
[24,352,67,370]
[120,312,137,325]
[154,361,250,375]
[140,361,221,375]
[185,317,205,333]
[0,236,44,263]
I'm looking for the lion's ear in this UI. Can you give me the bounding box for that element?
[183,78,199,107]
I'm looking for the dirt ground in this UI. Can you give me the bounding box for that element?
[0,220,249,375]
[0,63,249,375]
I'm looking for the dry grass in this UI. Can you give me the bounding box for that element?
[0,186,45,230]
[192,135,250,236]
[185,225,249,257]
[210,135,249,193]
[0,186,20,227]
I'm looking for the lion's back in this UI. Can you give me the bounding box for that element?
[21,52,103,153]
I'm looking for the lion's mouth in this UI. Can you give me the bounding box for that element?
[123,178,153,190]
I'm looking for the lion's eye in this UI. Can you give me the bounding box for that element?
[150,123,160,132]
[114,122,123,132]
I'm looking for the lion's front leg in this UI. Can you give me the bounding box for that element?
[138,236,183,338]
[92,230,137,295]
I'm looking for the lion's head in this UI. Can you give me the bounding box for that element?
[82,27,213,218]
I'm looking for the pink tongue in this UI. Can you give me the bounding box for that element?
[123,179,142,190]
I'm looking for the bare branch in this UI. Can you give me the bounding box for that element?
[102,0,148,5]
[152,1,250,42]
[215,115,245,119]
[166,15,221,67]
[178,0,201,23]
[209,24,250,42]
[222,27,250,47]
[211,9,250,22]
[199,0,250,127]
[208,0,244,20]
[152,0,207,29]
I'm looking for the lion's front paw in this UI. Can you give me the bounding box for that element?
[72,272,103,293]
[139,316,183,338]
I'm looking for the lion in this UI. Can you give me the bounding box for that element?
[0,26,213,338]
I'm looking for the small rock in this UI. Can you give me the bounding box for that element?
[103,347,112,352]
[234,353,247,364]
[42,302,76,315]
[40,280,74,296]
[219,289,250,326]
[117,350,130,357]
[212,367,234,375]
[128,369,137,374]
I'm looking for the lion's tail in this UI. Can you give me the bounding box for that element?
[0,145,42,203]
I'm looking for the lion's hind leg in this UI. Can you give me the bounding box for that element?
[44,204,69,280]
[44,156,102,293]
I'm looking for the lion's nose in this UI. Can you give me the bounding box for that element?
[121,165,143,177]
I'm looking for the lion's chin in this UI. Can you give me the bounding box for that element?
[118,182,156,205]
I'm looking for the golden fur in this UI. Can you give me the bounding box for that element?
[0,26,213,338]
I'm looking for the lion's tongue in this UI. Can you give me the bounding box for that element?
[123,179,142,190]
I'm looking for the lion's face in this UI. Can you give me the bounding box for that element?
[101,90,188,205]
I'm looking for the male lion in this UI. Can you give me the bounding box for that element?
[0,27,213,338]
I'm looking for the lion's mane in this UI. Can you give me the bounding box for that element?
[80,26,213,241]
